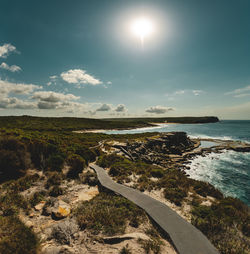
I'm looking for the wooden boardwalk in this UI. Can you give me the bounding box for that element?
[90,163,219,254]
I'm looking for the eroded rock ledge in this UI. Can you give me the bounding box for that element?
[111,132,250,169]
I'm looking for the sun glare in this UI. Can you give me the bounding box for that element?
[131,17,154,46]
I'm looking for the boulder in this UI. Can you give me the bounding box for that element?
[34,201,46,211]
[42,198,71,220]
[51,200,71,220]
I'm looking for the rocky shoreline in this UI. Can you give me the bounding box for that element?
[108,132,250,172]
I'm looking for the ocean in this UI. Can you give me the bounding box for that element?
[105,120,250,206]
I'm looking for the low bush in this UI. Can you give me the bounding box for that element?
[45,172,63,189]
[67,154,86,179]
[120,245,132,254]
[74,192,145,236]
[0,216,39,254]
[0,191,30,216]
[192,180,223,199]
[49,185,64,197]
[29,191,47,207]
[138,238,162,254]
[150,168,164,178]
[6,174,39,192]
[81,171,98,186]
[47,154,65,172]
[191,197,250,254]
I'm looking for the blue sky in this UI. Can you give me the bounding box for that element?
[0,0,250,119]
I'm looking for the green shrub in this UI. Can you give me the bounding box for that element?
[164,188,187,206]
[192,180,223,199]
[0,138,28,182]
[74,192,145,236]
[81,171,98,186]
[150,168,164,178]
[97,154,124,168]
[6,174,39,192]
[75,147,96,164]
[29,191,47,207]
[191,197,250,254]
[67,154,86,178]
[47,154,64,172]
[49,185,64,197]
[0,216,39,254]
[120,246,132,254]
[0,192,30,216]
[45,172,63,189]
[138,238,162,254]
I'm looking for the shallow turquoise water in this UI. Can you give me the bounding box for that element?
[105,120,250,205]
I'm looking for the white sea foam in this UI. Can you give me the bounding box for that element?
[188,134,233,140]
[186,150,250,201]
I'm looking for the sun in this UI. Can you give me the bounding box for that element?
[130,17,154,46]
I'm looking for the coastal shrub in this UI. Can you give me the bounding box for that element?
[6,174,39,192]
[29,191,47,207]
[138,238,162,254]
[47,154,64,172]
[0,216,39,254]
[75,146,96,164]
[192,180,223,199]
[164,188,187,206]
[97,154,124,168]
[74,192,145,235]
[0,191,30,216]
[109,159,134,177]
[28,140,47,169]
[49,185,64,197]
[45,172,63,189]
[0,138,29,182]
[158,170,189,206]
[81,171,99,186]
[120,246,132,254]
[191,197,250,254]
[67,154,86,178]
[150,168,164,178]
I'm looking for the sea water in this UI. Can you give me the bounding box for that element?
[105,120,250,205]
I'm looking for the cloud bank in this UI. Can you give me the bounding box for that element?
[145,106,174,114]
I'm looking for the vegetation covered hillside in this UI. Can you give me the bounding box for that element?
[0,115,219,131]
[0,116,248,254]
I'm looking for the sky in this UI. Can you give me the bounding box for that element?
[0,0,250,119]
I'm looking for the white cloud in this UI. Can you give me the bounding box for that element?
[225,85,250,98]
[0,62,22,72]
[107,81,112,85]
[61,69,102,86]
[96,103,112,112]
[234,93,250,98]
[0,43,17,58]
[145,106,174,114]
[174,90,185,95]
[32,91,79,103]
[0,97,36,109]
[47,75,58,86]
[0,79,41,95]
[115,104,127,112]
[192,90,203,96]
